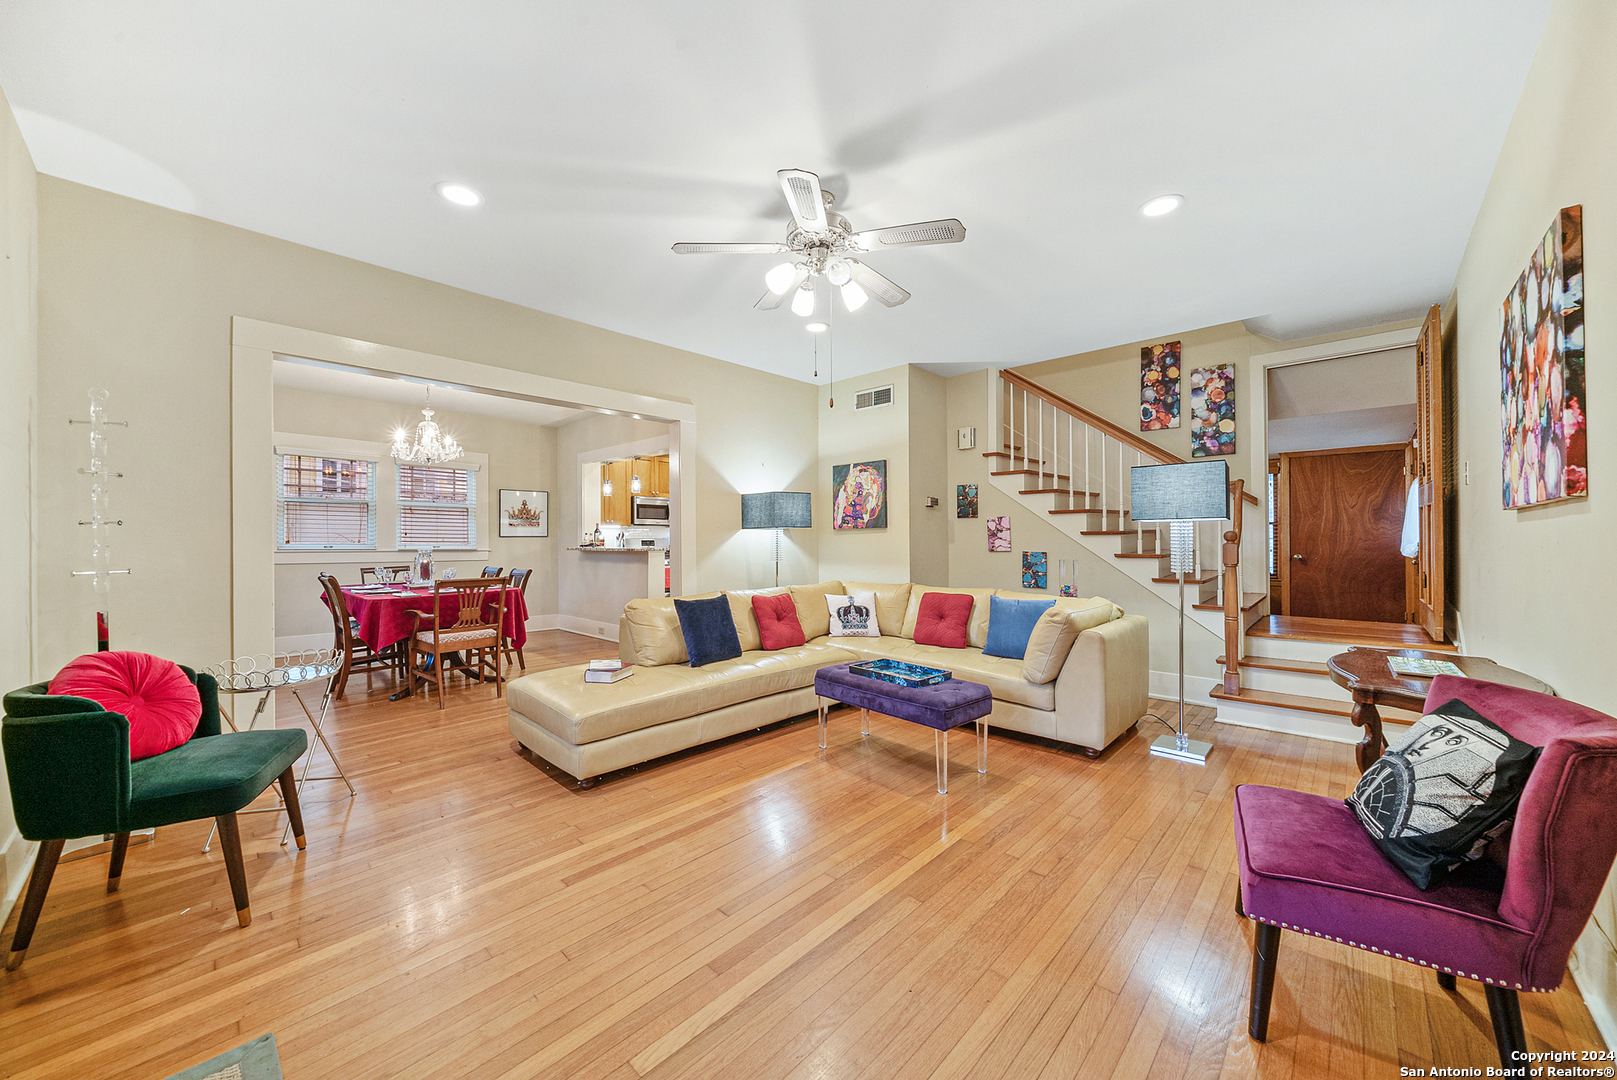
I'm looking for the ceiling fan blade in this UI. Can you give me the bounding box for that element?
[846,259,910,307]
[672,242,789,254]
[851,219,966,250]
[754,264,809,309]
[778,169,829,233]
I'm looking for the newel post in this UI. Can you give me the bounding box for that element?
[1221,479,1246,695]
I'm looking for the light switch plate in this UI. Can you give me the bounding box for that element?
[957,426,976,450]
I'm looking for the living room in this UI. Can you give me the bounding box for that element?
[1,2,1614,1076]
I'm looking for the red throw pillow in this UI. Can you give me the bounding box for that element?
[913,592,973,649]
[49,652,202,761]
[751,592,807,650]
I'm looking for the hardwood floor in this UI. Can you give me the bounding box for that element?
[0,629,1601,1078]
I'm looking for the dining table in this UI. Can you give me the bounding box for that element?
[325,582,530,698]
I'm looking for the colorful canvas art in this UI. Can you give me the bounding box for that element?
[987,515,1011,552]
[1501,205,1586,508]
[1189,364,1236,457]
[1140,340,1181,431]
[831,459,888,529]
[956,484,979,518]
[1022,551,1048,590]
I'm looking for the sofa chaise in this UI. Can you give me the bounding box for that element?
[506,581,1148,785]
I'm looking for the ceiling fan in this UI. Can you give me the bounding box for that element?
[672,169,966,317]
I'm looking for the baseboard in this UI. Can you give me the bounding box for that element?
[1149,669,1219,705]
[555,615,620,643]
[276,614,559,656]
[1571,922,1617,1050]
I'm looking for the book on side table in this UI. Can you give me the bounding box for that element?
[585,660,633,683]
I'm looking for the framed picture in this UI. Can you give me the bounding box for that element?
[956,484,979,518]
[1141,340,1181,431]
[987,515,1011,552]
[1022,551,1048,589]
[832,460,888,529]
[1501,204,1586,508]
[498,489,549,537]
[1189,363,1236,457]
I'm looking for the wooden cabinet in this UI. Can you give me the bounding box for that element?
[632,457,654,498]
[600,459,631,525]
[655,455,669,496]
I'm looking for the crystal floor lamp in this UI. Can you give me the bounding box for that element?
[741,491,812,586]
[1130,459,1230,765]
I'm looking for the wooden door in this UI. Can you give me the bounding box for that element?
[1414,305,1448,642]
[1281,446,1409,623]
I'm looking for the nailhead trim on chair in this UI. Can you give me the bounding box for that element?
[1245,913,1554,993]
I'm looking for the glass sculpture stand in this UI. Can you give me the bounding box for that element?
[201,650,354,848]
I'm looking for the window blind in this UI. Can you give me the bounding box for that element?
[398,464,476,548]
[279,455,376,548]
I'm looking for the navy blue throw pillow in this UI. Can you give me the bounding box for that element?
[674,594,743,668]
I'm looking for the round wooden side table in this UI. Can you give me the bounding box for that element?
[1326,647,1555,774]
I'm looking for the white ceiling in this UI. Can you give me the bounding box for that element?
[0,1,1551,385]
[272,356,585,428]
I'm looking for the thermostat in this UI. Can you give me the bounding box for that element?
[957,427,976,450]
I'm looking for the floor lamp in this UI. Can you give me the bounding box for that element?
[1129,459,1231,765]
[741,491,812,587]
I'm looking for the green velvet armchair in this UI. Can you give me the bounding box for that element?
[2,667,309,971]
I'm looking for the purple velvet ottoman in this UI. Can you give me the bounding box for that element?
[813,662,993,793]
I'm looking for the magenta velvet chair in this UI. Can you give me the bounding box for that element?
[1233,676,1617,1069]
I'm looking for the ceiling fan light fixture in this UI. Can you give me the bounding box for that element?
[805,321,828,332]
[436,182,483,207]
[1140,194,1183,217]
[764,262,799,294]
[791,283,815,317]
[825,258,852,286]
[840,281,868,312]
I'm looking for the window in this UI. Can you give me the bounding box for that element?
[398,464,477,548]
[1267,468,1279,577]
[279,455,376,549]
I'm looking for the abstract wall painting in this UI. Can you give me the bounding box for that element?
[956,484,979,518]
[1501,204,1586,508]
[1189,364,1236,457]
[831,460,888,529]
[987,515,1011,552]
[1022,551,1048,590]
[1141,340,1181,431]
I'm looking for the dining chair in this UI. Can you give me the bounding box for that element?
[407,576,509,710]
[503,568,532,672]
[481,565,504,579]
[319,572,404,699]
[2,664,308,969]
[360,564,412,584]
[1234,676,1617,1070]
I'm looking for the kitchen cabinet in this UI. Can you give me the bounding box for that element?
[600,459,631,525]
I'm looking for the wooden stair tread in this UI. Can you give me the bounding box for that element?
[1192,591,1265,612]
[1019,488,1100,497]
[1155,573,1219,584]
[1081,529,1144,536]
[1113,551,1167,560]
[1050,508,1131,516]
[1209,685,1421,724]
[991,469,1072,480]
[1247,615,1456,651]
[1216,655,1329,676]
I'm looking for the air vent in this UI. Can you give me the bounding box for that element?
[855,385,895,410]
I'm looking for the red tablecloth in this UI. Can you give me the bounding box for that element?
[328,586,529,652]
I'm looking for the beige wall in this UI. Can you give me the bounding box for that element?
[817,364,912,584]
[269,384,561,642]
[0,87,38,925]
[33,177,819,677]
[907,367,949,586]
[1448,0,1617,1040]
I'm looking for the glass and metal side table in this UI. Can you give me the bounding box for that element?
[201,649,354,848]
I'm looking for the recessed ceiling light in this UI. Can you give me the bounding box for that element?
[805,322,828,333]
[436,182,482,207]
[1140,194,1183,217]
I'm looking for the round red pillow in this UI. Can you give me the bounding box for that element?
[49,652,202,761]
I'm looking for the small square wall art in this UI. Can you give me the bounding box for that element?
[1189,364,1236,457]
[1022,551,1048,590]
[831,459,888,529]
[1141,340,1181,431]
[956,484,978,518]
[1501,204,1586,508]
[987,515,1011,552]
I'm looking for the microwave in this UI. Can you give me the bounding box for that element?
[631,495,671,526]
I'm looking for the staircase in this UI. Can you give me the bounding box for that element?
[988,370,1446,748]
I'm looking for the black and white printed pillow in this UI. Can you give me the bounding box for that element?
[1345,698,1539,890]
[825,591,881,637]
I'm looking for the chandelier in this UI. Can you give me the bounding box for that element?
[390,386,463,465]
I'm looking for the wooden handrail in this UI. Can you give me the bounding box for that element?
[1000,369,1259,505]
[1221,479,1245,695]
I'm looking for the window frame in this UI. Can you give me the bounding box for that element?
[276,453,378,552]
[396,462,478,551]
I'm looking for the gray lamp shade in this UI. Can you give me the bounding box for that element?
[1130,460,1230,522]
[741,491,812,529]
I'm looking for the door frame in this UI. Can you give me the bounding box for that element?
[1277,442,1411,620]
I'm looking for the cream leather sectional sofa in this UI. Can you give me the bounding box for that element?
[506,581,1148,785]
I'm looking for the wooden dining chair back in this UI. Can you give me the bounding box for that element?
[503,568,532,671]
[481,565,504,579]
[318,572,402,699]
[360,565,412,584]
[407,576,509,710]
